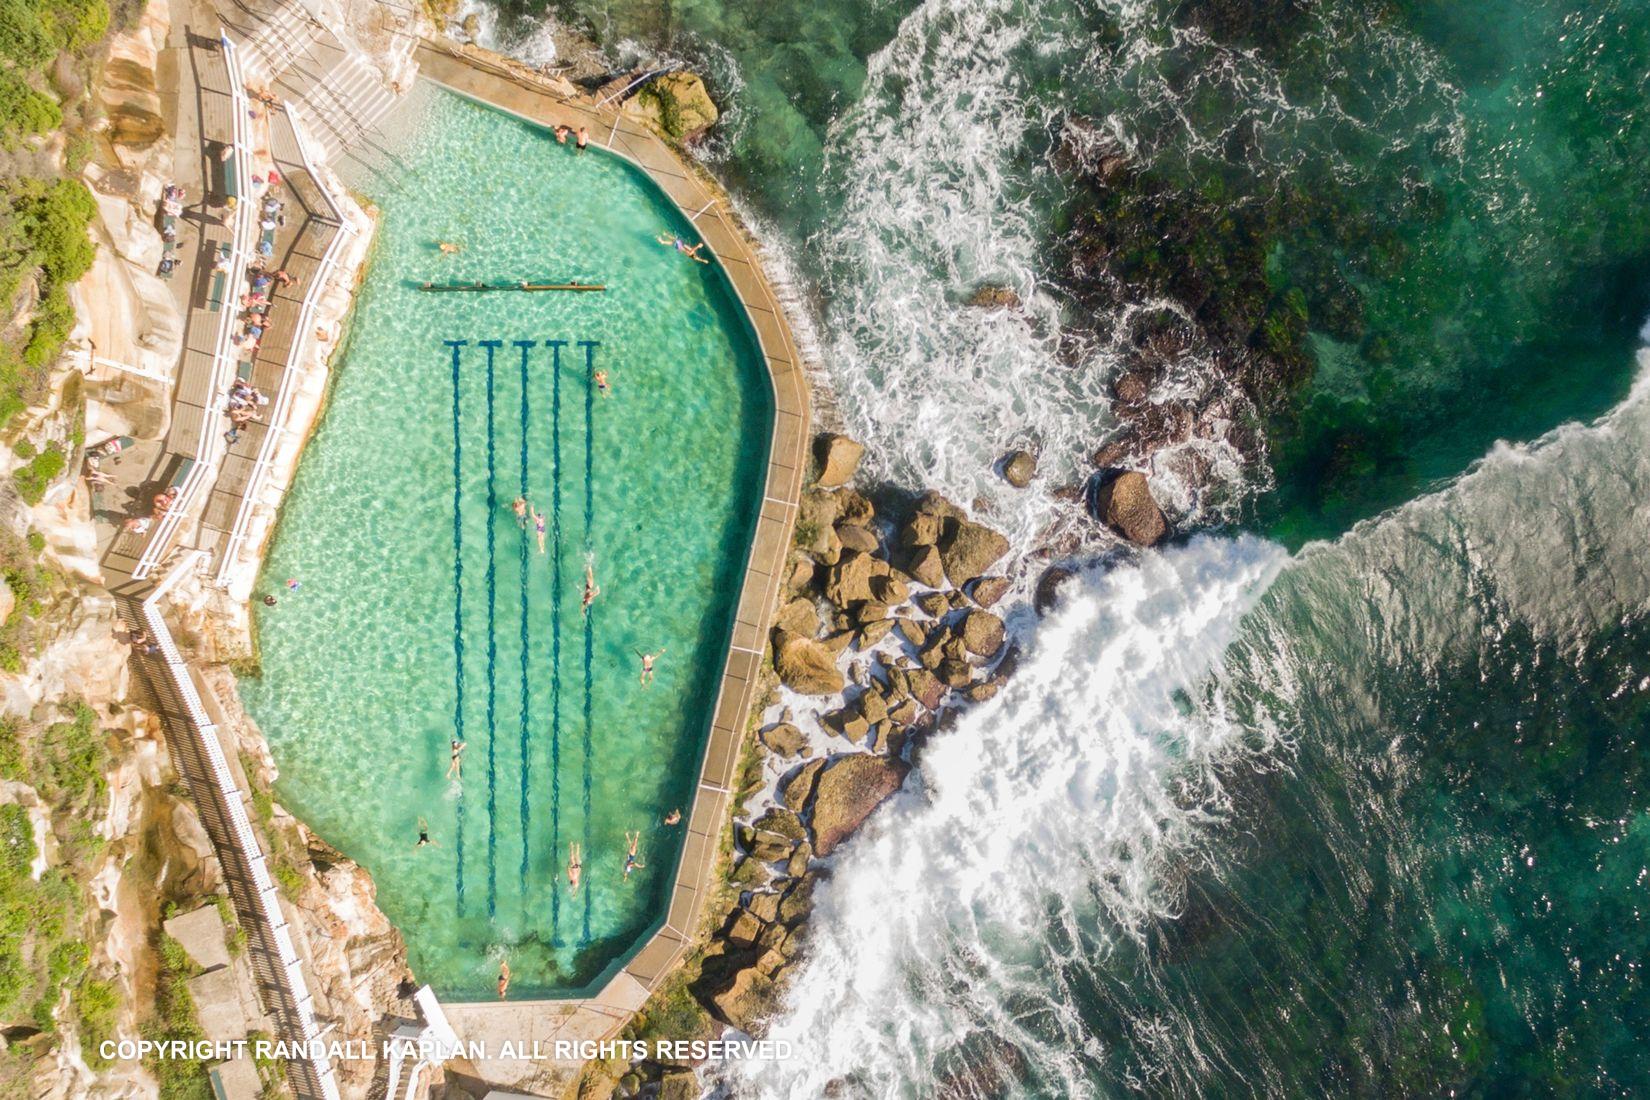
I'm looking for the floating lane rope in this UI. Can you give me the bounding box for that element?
[547,339,566,944]
[444,339,467,914]
[481,340,502,919]
[514,340,534,900]
[580,339,600,945]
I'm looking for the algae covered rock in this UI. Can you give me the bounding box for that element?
[632,71,720,141]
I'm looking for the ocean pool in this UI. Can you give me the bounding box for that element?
[239,85,771,999]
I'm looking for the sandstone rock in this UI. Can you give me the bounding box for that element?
[858,689,889,725]
[783,555,819,597]
[835,523,879,554]
[824,708,870,743]
[856,601,890,625]
[888,699,919,726]
[1001,449,1036,488]
[907,544,945,588]
[915,490,966,521]
[725,908,765,947]
[705,961,778,1033]
[797,518,841,562]
[895,617,929,649]
[916,591,951,617]
[747,890,783,924]
[967,682,1000,704]
[630,71,720,142]
[760,722,807,758]
[799,488,840,532]
[774,597,819,639]
[870,572,909,606]
[658,1071,699,1100]
[825,552,887,607]
[815,434,865,489]
[939,519,1010,588]
[1091,470,1167,546]
[781,759,826,813]
[809,755,912,856]
[857,618,895,647]
[908,668,945,710]
[774,632,844,695]
[786,842,811,879]
[968,576,1010,608]
[901,512,942,548]
[778,874,815,926]
[960,610,1005,658]
[938,659,973,689]
[755,807,807,842]
[820,630,855,656]
[835,489,875,527]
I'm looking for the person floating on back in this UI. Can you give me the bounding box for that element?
[594,368,611,397]
[567,843,582,894]
[414,817,439,849]
[636,648,664,686]
[447,738,466,779]
[656,232,710,264]
[532,506,547,554]
[438,241,461,255]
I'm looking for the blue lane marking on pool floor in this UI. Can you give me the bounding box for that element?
[481,339,501,920]
[445,339,467,915]
[514,340,534,899]
[547,339,566,944]
[580,339,599,945]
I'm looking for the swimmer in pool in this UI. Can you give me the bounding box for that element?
[438,241,461,255]
[532,507,547,554]
[414,817,438,849]
[447,738,466,779]
[624,831,644,881]
[663,808,681,826]
[497,960,510,999]
[655,232,711,264]
[567,843,582,894]
[594,368,610,397]
[582,562,600,617]
[512,496,528,527]
[635,647,665,686]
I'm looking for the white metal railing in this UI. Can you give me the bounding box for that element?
[133,29,259,580]
[213,102,354,586]
[63,349,174,385]
[140,553,342,1100]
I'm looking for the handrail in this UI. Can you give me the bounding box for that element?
[140,554,342,1100]
[134,30,259,580]
[213,102,352,587]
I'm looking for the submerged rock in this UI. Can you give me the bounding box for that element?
[815,434,865,489]
[809,755,912,856]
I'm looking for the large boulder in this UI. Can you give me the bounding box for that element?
[1001,450,1036,488]
[809,755,912,856]
[781,758,827,813]
[760,722,807,758]
[939,519,1010,588]
[773,597,819,639]
[1091,470,1167,546]
[959,610,1005,658]
[836,523,879,554]
[906,545,945,588]
[773,632,844,695]
[968,576,1010,608]
[825,552,887,607]
[799,488,840,532]
[815,434,865,489]
[630,71,720,142]
[900,512,942,548]
[968,285,1021,310]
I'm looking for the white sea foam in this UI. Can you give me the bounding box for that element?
[715,535,1287,1097]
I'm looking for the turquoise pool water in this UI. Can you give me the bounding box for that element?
[239,86,771,999]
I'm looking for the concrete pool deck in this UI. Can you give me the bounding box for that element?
[398,39,812,1082]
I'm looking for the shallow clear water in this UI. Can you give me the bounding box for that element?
[239,86,770,999]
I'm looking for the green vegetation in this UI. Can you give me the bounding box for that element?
[74,976,119,1069]
[0,523,61,672]
[143,934,210,1100]
[0,0,110,429]
[12,440,66,503]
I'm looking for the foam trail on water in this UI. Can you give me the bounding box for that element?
[718,535,1287,1097]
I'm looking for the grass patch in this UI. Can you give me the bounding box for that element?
[143,934,210,1100]
[74,976,118,1069]
[13,441,66,503]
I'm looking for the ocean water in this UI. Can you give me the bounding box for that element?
[239,86,771,999]
[470,0,1650,1089]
